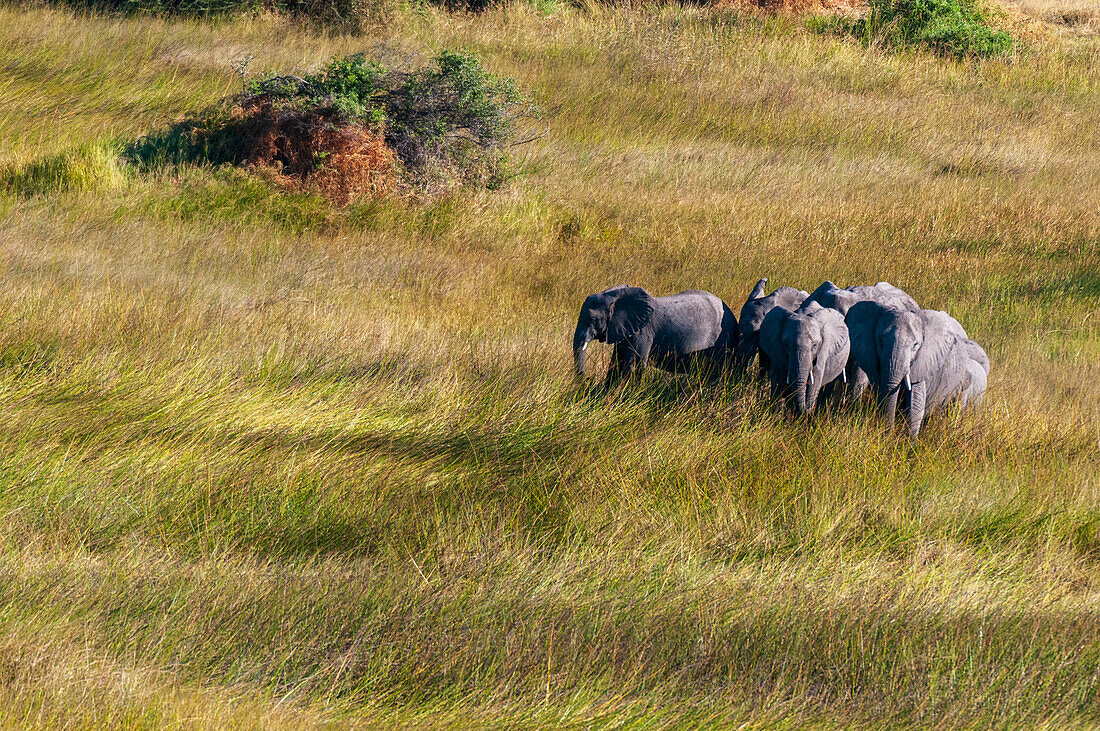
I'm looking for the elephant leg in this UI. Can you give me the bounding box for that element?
[619,342,648,381]
[768,367,782,401]
[848,366,870,402]
[622,331,654,381]
[908,381,927,438]
[605,344,628,385]
[758,352,771,383]
[717,347,737,382]
[732,341,751,377]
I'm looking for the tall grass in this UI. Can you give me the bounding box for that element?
[0,2,1099,726]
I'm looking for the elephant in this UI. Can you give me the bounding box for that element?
[846,301,989,437]
[799,281,919,398]
[801,280,919,316]
[758,301,850,414]
[733,278,809,377]
[572,285,738,383]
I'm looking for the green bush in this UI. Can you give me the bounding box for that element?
[126,51,537,196]
[835,0,1013,59]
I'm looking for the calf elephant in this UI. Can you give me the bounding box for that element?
[733,278,809,377]
[573,285,738,382]
[759,302,850,414]
[846,301,989,437]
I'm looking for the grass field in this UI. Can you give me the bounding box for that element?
[0,1,1099,726]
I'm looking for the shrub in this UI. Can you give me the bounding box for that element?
[126,51,536,201]
[835,0,1013,58]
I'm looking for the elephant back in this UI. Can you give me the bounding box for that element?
[741,286,806,333]
[858,282,920,312]
[801,281,856,314]
[655,289,733,354]
[960,338,990,375]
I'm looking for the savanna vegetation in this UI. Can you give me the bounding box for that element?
[0,0,1098,726]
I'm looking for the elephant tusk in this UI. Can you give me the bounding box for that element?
[786,373,790,384]
[808,372,814,385]
[905,373,911,391]
[841,370,847,383]
[581,342,587,351]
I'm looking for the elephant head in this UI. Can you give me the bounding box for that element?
[736,279,809,375]
[846,302,960,430]
[762,303,848,414]
[782,313,821,414]
[572,286,655,376]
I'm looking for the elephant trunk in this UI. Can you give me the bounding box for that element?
[791,350,813,414]
[805,366,822,415]
[573,325,591,377]
[748,278,768,300]
[883,387,900,429]
[881,350,911,426]
[880,358,906,428]
[573,346,586,376]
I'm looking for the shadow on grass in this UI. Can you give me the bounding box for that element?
[1039,269,1100,300]
[6,379,591,556]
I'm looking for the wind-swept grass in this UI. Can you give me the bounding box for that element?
[0,1,1099,726]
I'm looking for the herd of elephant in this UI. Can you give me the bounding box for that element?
[571,278,990,438]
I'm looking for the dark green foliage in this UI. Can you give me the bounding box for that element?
[818,0,1013,59]
[126,51,535,193]
[383,51,530,187]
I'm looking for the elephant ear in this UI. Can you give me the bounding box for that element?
[911,310,958,384]
[845,301,882,386]
[817,309,850,372]
[598,284,631,298]
[606,287,655,344]
[758,306,791,363]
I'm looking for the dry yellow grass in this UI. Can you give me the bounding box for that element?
[0,1,1099,726]
[1004,0,1100,34]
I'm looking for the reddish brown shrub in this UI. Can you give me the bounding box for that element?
[216,98,395,204]
[716,0,864,11]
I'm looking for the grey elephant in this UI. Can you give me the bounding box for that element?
[801,280,919,316]
[759,302,850,414]
[800,280,919,398]
[573,285,738,382]
[733,278,809,377]
[846,301,989,437]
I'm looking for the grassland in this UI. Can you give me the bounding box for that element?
[0,1,1099,726]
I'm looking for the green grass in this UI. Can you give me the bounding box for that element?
[0,1,1099,727]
